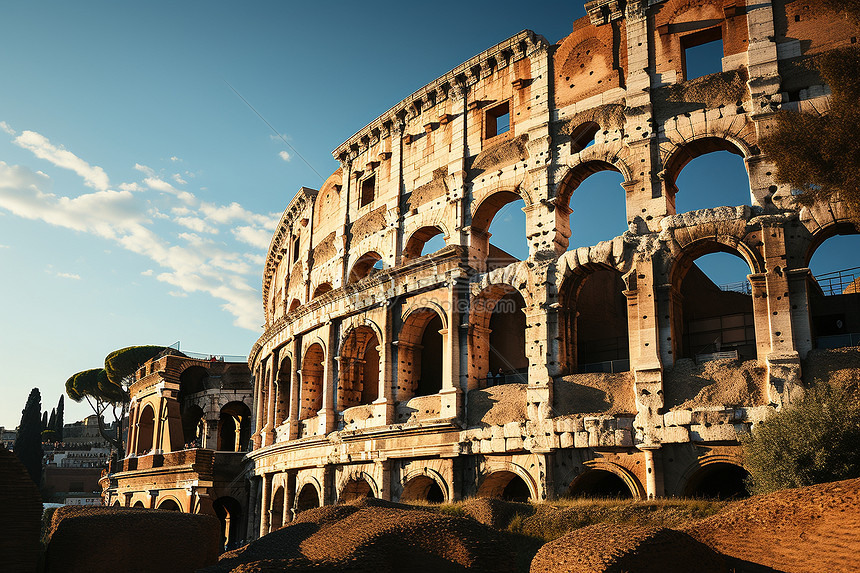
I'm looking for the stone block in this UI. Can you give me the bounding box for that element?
[559,432,574,448]
[664,409,692,427]
[574,431,589,448]
[504,421,522,439]
[615,429,633,447]
[506,437,524,451]
[690,424,738,442]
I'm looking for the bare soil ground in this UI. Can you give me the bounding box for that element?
[683,477,860,573]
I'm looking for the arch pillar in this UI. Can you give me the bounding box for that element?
[285,339,301,440]
[787,268,813,358]
[440,277,466,419]
[317,324,338,435]
[639,445,665,499]
[630,259,665,444]
[262,358,276,447]
[252,364,265,449]
[259,473,272,536]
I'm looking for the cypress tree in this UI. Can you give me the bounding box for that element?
[55,395,65,440]
[14,388,43,485]
[47,408,56,432]
[40,411,48,431]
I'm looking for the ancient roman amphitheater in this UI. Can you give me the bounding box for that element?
[103,0,860,548]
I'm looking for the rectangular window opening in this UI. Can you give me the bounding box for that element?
[293,237,300,263]
[682,27,723,81]
[360,175,375,208]
[485,101,511,139]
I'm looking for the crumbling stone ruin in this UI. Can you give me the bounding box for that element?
[104,354,253,548]
[102,0,860,545]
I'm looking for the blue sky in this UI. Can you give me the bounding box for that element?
[0,2,853,428]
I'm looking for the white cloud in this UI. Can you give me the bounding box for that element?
[172,173,187,185]
[118,182,144,192]
[175,216,218,234]
[0,121,15,136]
[232,225,272,250]
[278,150,291,162]
[170,156,181,162]
[168,291,188,297]
[141,269,154,276]
[14,131,110,191]
[56,272,81,280]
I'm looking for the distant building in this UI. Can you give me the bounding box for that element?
[0,427,17,450]
[62,415,118,448]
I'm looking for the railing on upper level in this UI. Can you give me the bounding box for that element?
[813,267,860,296]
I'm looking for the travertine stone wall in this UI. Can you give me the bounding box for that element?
[246,0,860,538]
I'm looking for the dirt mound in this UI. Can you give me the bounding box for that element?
[0,445,41,573]
[552,372,636,416]
[461,497,534,529]
[205,505,518,573]
[663,358,766,410]
[467,383,528,427]
[530,523,727,573]
[802,347,860,398]
[683,477,860,573]
[45,506,220,573]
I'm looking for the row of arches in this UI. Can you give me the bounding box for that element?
[265,459,749,530]
[132,399,252,455]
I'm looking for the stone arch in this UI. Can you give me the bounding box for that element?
[569,121,601,153]
[558,262,631,374]
[156,496,182,511]
[803,220,860,268]
[338,470,379,502]
[218,401,251,452]
[136,404,155,454]
[300,343,325,421]
[469,283,528,389]
[470,186,532,268]
[178,364,210,396]
[403,225,447,259]
[295,479,322,513]
[288,298,301,313]
[312,282,333,299]
[338,323,382,410]
[275,353,291,429]
[567,460,645,500]
[476,464,537,502]
[132,500,145,508]
[180,403,205,447]
[400,468,449,503]
[348,251,383,284]
[668,237,761,362]
[397,305,447,400]
[270,486,286,530]
[213,496,242,550]
[677,454,748,499]
[662,135,751,200]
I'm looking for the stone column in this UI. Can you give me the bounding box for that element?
[252,365,265,449]
[787,268,813,358]
[262,358,276,447]
[127,402,139,455]
[439,276,464,420]
[287,339,301,440]
[375,306,395,424]
[259,473,272,536]
[317,323,338,435]
[629,259,665,445]
[638,445,665,499]
[246,477,259,540]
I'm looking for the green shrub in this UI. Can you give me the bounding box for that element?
[743,382,860,495]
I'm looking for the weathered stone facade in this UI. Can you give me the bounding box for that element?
[246,0,859,539]
[104,354,253,548]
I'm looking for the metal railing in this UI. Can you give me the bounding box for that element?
[815,333,860,349]
[577,359,630,374]
[719,280,752,295]
[813,267,860,296]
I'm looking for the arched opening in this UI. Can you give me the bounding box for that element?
[288,299,301,313]
[270,486,285,530]
[404,226,446,259]
[807,227,860,349]
[312,283,332,299]
[132,501,145,508]
[683,463,749,499]
[476,471,532,502]
[180,404,205,448]
[568,469,634,498]
[674,249,756,362]
[112,500,121,507]
[136,405,155,455]
[275,357,290,429]
[559,266,630,374]
[338,326,380,410]
[339,478,374,503]
[213,496,242,550]
[295,483,320,514]
[300,344,325,421]
[348,252,383,283]
[668,139,750,213]
[217,401,251,452]
[470,285,528,388]
[569,121,600,153]
[400,475,446,503]
[566,169,628,250]
[179,365,210,396]
[397,309,445,400]
[157,498,181,511]
[471,190,527,270]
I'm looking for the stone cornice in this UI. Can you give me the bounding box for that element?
[331,30,549,162]
[261,186,318,316]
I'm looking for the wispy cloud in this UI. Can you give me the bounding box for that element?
[14,131,110,191]
[0,130,281,331]
[56,272,81,280]
[0,121,15,136]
